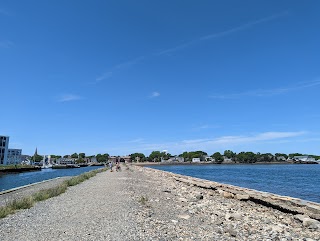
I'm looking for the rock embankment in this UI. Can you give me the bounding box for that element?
[0,164,319,240]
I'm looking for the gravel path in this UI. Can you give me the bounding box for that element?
[0,165,319,240]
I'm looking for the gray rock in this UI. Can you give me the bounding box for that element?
[196,194,204,200]
[225,228,237,237]
[225,213,241,221]
[222,191,234,199]
[235,194,250,201]
[294,214,310,222]
[302,218,320,230]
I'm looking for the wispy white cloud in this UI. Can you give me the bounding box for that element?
[94,56,145,84]
[193,124,221,131]
[149,91,160,98]
[210,79,320,99]
[57,94,82,102]
[95,71,112,82]
[126,138,145,143]
[115,56,145,69]
[0,40,14,48]
[157,11,289,55]
[90,131,310,156]
[132,131,306,153]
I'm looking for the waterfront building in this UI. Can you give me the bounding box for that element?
[293,156,316,163]
[0,135,9,165]
[121,156,131,162]
[167,156,184,162]
[7,148,23,164]
[56,158,76,165]
[192,158,201,163]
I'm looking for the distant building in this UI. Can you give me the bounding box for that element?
[121,156,131,162]
[7,149,23,164]
[293,156,316,162]
[276,156,287,161]
[223,157,233,163]
[203,156,213,162]
[56,158,76,165]
[192,158,201,163]
[0,136,9,165]
[90,156,97,163]
[167,156,184,162]
[109,156,118,163]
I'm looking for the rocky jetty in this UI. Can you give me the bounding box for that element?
[0,164,319,240]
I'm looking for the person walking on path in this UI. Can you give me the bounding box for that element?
[116,162,121,172]
[109,161,113,172]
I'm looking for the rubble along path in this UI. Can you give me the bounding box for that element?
[0,165,319,240]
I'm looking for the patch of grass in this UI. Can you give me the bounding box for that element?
[64,168,107,186]
[0,206,14,218]
[8,197,34,210]
[0,167,108,219]
[32,183,68,202]
[0,164,34,170]
[138,195,148,205]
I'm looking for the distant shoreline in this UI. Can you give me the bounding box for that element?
[133,161,296,166]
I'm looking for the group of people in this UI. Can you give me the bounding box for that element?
[108,160,121,172]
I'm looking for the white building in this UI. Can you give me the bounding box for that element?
[293,156,316,162]
[0,135,9,165]
[56,158,76,165]
[192,158,201,163]
[167,156,184,162]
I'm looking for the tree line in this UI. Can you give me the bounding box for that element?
[33,150,319,164]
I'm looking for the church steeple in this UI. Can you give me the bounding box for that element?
[33,147,38,163]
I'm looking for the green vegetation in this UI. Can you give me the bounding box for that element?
[0,164,35,170]
[130,153,146,162]
[32,154,43,162]
[148,151,171,162]
[179,151,207,162]
[127,149,320,164]
[96,153,109,163]
[50,155,62,159]
[211,152,224,163]
[138,195,148,205]
[0,167,108,219]
[71,153,78,158]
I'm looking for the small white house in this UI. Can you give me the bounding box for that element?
[192,158,201,163]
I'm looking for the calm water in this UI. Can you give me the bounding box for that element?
[0,166,104,192]
[149,164,320,203]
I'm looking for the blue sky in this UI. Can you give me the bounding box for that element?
[1,1,320,156]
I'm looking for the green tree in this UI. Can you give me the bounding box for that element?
[211,152,224,163]
[179,151,207,162]
[223,150,236,159]
[71,153,78,158]
[236,152,257,163]
[96,153,109,163]
[33,154,43,162]
[79,153,85,159]
[76,158,85,164]
[275,153,288,159]
[130,153,146,162]
[149,151,162,162]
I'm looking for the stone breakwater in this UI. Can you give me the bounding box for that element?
[0,164,319,240]
[147,167,320,220]
[135,166,320,240]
